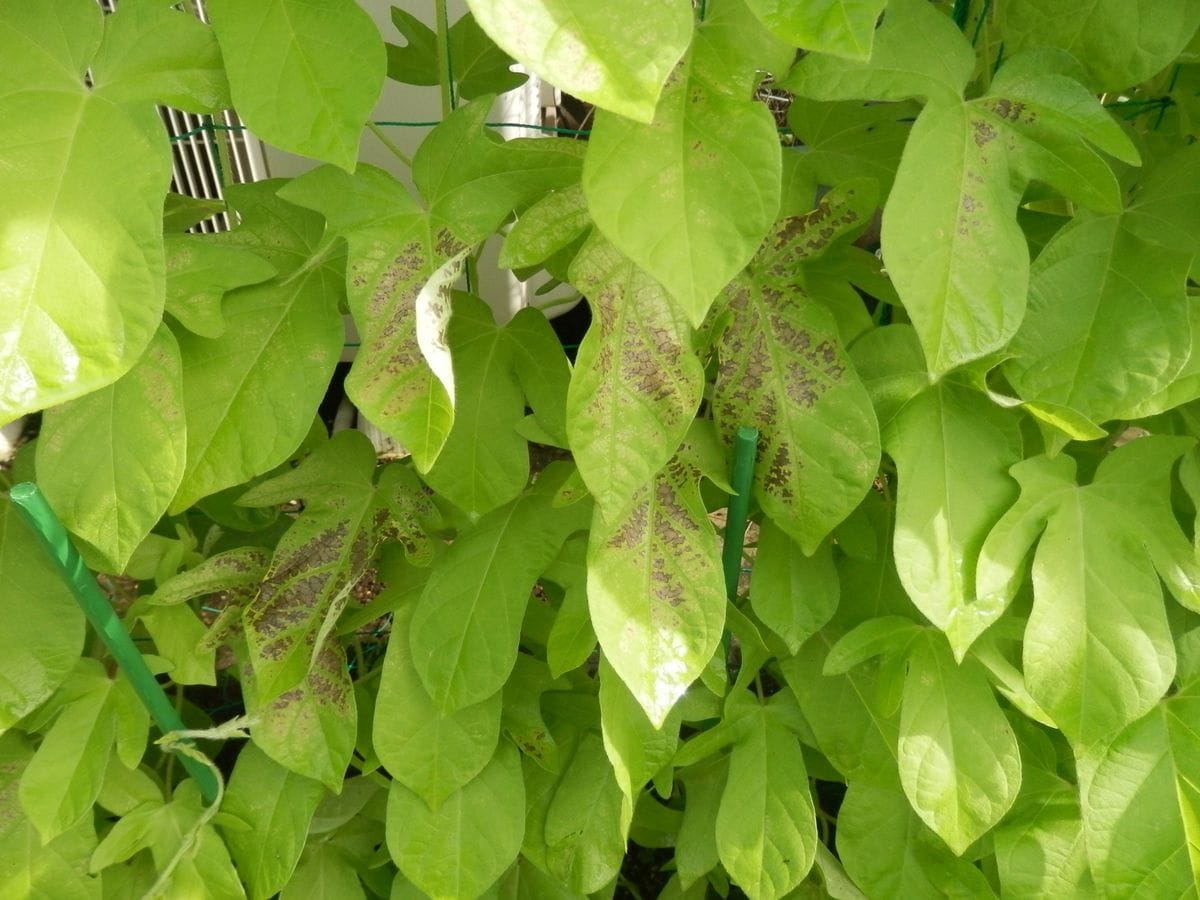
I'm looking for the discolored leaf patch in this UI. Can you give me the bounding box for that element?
[566,233,704,524]
[281,164,469,472]
[713,249,879,553]
[588,457,726,726]
[239,431,426,703]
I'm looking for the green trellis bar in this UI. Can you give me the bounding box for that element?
[722,426,760,601]
[8,483,221,805]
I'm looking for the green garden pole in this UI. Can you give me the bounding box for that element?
[722,426,759,601]
[9,483,220,804]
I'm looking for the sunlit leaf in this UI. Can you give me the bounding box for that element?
[588,458,725,727]
[465,0,692,122]
[884,382,1022,656]
[37,326,185,572]
[206,0,384,170]
[584,57,781,324]
[566,234,704,523]
[375,604,501,810]
[386,741,525,899]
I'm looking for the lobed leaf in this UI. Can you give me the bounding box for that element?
[885,382,1023,656]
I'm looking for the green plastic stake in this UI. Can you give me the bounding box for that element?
[9,482,220,804]
[722,426,760,601]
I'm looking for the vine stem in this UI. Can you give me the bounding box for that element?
[435,0,455,118]
[366,122,413,168]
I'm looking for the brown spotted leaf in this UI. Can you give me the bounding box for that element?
[248,638,356,792]
[755,179,878,275]
[566,233,705,525]
[149,546,270,606]
[713,267,880,555]
[238,430,413,703]
[279,164,470,472]
[880,100,1029,377]
[588,457,726,727]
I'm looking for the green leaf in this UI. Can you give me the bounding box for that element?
[282,842,365,899]
[0,499,86,730]
[451,13,528,100]
[787,99,918,200]
[836,781,997,898]
[675,756,727,888]
[598,657,680,834]
[992,727,1092,898]
[545,538,597,678]
[206,0,384,170]
[0,0,169,421]
[239,431,400,700]
[781,631,900,786]
[712,270,879,555]
[588,458,726,727]
[544,732,627,893]
[164,235,277,339]
[744,0,886,60]
[386,741,525,900]
[1005,213,1192,426]
[385,8,438,86]
[880,100,1029,376]
[716,707,818,899]
[90,0,230,112]
[583,62,781,325]
[410,468,590,711]
[823,616,923,675]
[150,546,270,607]
[977,439,1192,746]
[897,633,1022,855]
[375,604,501,810]
[36,325,185,572]
[465,0,693,122]
[137,603,215,686]
[170,183,344,511]
[999,0,1200,92]
[750,523,839,654]
[501,655,561,773]
[780,0,974,104]
[422,295,528,515]
[0,733,99,899]
[499,185,590,271]
[222,744,325,900]
[691,0,795,98]
[249,640,357,792]
[18,665,115,842]
[984,50,1140,165]
[279,164,467,472]
[506,308,572,448]
[884,382,1023,656]
[1082,680,1200,895]
[413,99,586,245]
[566,234,705,523]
